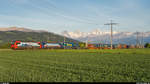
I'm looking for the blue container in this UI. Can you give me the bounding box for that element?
[41,42,46,48]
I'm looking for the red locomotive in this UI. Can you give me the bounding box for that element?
[11,41,41,50]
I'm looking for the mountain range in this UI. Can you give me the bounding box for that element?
[61,29,150,45]
[0,27,150,47]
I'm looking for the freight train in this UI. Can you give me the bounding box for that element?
[10,41,132,50]
[10,41,80,50]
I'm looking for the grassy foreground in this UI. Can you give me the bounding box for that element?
[0,49,150,82]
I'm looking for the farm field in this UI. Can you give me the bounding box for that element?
[0,49,150,82]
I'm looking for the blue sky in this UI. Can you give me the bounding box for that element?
[0,0,150,33]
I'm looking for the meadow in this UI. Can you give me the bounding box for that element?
[0,49,150,82]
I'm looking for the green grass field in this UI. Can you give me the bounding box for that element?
[0,49,150,82]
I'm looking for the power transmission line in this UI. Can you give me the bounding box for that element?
[45,0,100,24]
[104,20,118,49]
[33,0,100,25]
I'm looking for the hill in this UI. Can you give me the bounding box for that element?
[0,27,80,48]
[0,27,48,32]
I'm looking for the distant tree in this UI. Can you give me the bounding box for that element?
[145,43,150,48]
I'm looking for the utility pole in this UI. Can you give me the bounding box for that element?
[104,20,118,49]
[86,40,88,48]
[117,30,120,45]
[139,32,142,48]
[136,31,139,48]
[64,36,66,49]
[86,36,90,48]
[141,32,144,48]
[100,31,103,48]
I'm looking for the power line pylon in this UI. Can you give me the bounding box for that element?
[141,32,144,48]
[104,20,118,49]
[136,31,140,48]
[140,32,144,48]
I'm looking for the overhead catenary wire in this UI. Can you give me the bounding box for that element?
[27,0,101,26]
[44,0,101,23]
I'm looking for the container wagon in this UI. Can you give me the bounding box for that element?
[41,42,61,49]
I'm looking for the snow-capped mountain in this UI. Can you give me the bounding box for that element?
[61,29,150,45]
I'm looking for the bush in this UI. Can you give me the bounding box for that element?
[144,43,150,48]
